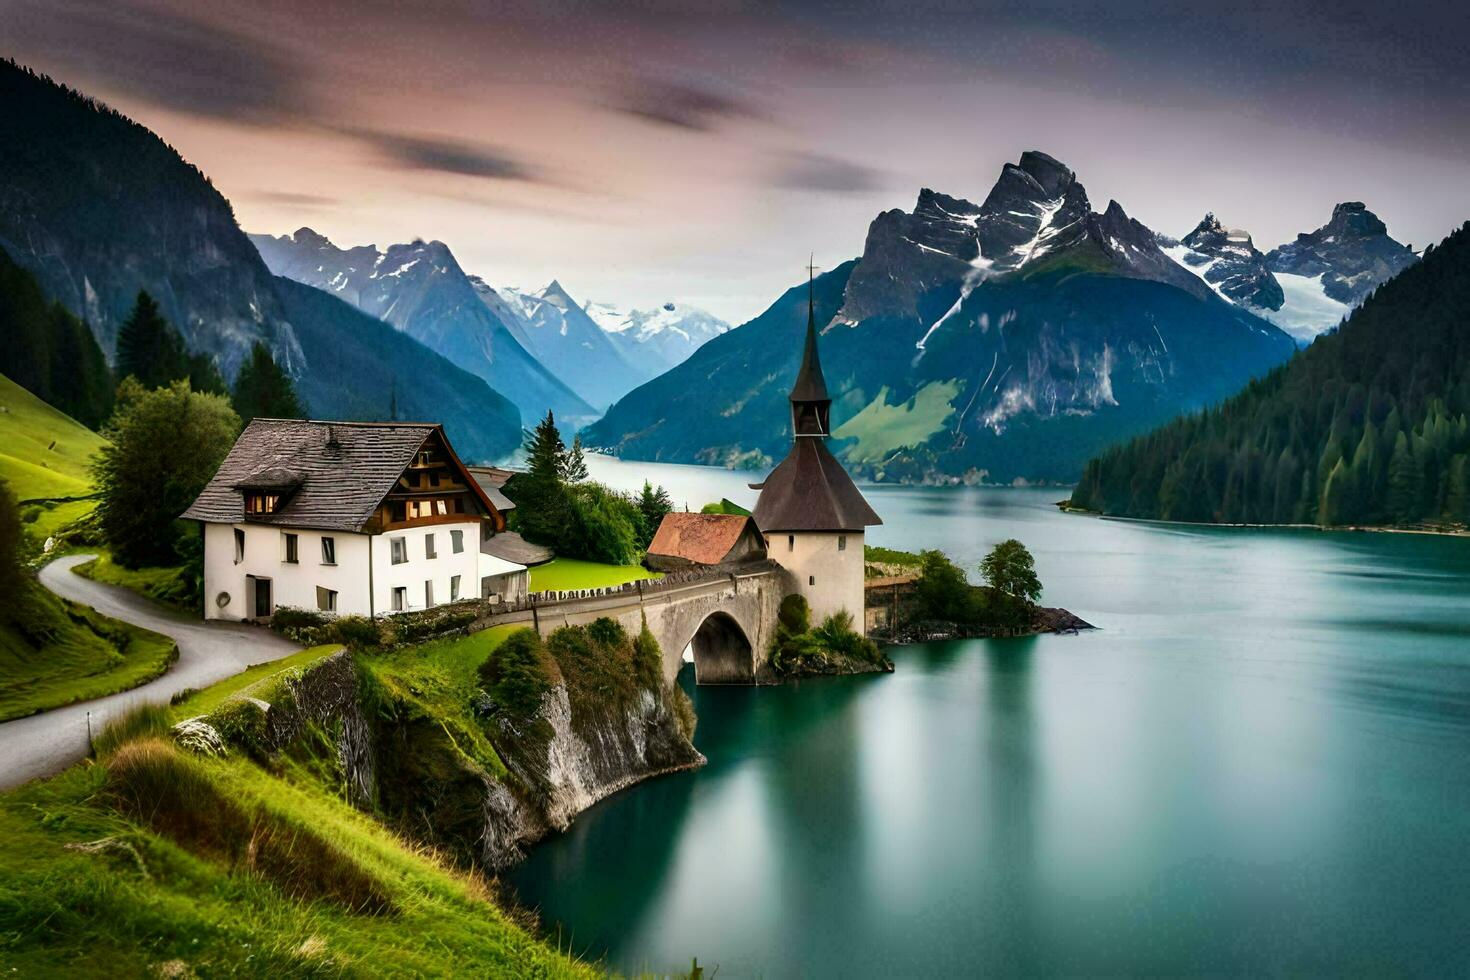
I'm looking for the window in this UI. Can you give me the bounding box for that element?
[391,586,407,611]
[453,498,464,513]
[809,575,816,586]
[429,471,440,488]
[234,528,245,563]
[321,536,336,565]
[316,586,337,612]
[788,535,795,551]
[451,529,464,554]
[838,535,847,551]
[245,493,280,515]
[450,574,461,602]
[283,532,299,564]
[435,499,448,516]
[425,580,435,607]
[425,533,437,559]
[391,501,407,522]
[390,537,407,564]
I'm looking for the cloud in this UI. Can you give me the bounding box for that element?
[609,78,763,131]
[1,0,315,123]
[771,152,884,195]
[246,190,340,209]
[338,128,543,182]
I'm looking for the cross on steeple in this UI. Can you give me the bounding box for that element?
[790,253,830,437]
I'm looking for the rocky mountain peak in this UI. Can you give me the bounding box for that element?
[1265,201,1415,305]
[291,226,333,249]
[1163,212,1282,311]
[1016,150,1076,198]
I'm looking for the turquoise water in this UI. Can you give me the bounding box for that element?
[509,457,1470,976]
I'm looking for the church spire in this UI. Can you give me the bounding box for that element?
[789,258,831,435]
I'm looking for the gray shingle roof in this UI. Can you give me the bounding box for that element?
[182,419,442,532]
[751,437,881,532]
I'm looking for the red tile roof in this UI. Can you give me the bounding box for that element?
[648,513,757,565]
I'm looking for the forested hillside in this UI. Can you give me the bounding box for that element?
[1070,222,1470,527]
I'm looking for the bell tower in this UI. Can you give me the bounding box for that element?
[752,262,882,630]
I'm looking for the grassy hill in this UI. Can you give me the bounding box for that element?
[0,373,106,539]
[0,638,597,976]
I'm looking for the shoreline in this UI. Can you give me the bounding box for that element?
[1057,505,1470,539]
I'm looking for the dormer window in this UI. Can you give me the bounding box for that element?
[245,493,280,515]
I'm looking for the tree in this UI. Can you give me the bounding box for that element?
[980,539,1042,604]
[114,291,188,389]
[187,351,228,397]
[0,480,29,611]
[637,480,674,547]
[525,410,566,484]
[92,379,240,568]
[561,433,589,483]
[914,550,973,622]
[231,341,304,423]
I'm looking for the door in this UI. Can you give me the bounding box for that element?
[253,577,273,618]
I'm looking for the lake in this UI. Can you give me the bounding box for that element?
[509,455,1470,976]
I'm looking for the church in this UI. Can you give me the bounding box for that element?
[750,277,882,628]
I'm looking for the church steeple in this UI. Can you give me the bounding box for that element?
[790,261,831,437]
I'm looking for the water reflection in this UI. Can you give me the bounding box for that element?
[507,458,1470,976]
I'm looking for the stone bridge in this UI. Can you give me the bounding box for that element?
[482,561,793,685]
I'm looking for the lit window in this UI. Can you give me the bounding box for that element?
[316,586,337,612]
[425,580,435,607]
[425,533,437,559]
[391,586,407,611]
[838,535,847,551]
[234,528,245,563]
[435,499,448,516]
[390,537,407,564]
[283,533,299,564]
[450,574,461,601]
[321,536,336,565]
[451,530,464,554]
[245,493,280,514]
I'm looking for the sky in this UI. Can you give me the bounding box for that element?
[3,0,1468,324]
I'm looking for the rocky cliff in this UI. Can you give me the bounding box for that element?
[184,628,702,871]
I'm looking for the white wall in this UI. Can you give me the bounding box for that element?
[203,522,370,620]
[202,520,486,620]
[369,521,484,615]
[772,530,866,631]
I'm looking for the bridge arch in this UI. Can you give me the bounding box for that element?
[685,611,756,685]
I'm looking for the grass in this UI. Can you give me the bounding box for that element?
[0,374,107,542]
[864,544,923,568]
[361,626,521,779]
[172,644,344,718]
[0,626,598,977]
[832,380,961,462]
[72,550,194,612]
[0,373,106,502]
[0,587,178,722]
[530,558,660,593]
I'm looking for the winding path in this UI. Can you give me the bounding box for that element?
[0,554,300,790]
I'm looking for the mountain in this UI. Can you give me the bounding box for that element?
[251,229,596,425]
[1160,214,1285,312]
[271,277,521,461]
[1266,202,1417,305]
[0,60,523,458]
[468,279,648,410]
[0,59,299,377]
[1070,221,1470,527]
[584,150,1296,484]
[583,299,729,373]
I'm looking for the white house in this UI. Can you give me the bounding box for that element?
[183,419,528,621]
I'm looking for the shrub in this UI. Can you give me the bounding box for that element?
[670,684,697,741]
[209,697,271,757]
[777,593,811,634]
[92,702,174,756]
[811,611,883,665]
[269,607,327,633]
[633,616,662,690]
[332,615,385,650]
[477,628,559,728]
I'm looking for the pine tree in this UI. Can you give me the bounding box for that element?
[561,434,589,483]
[1386,432,1420,524]
[231,341,304,423]
[115,291,188,388]
[636,480,674,548]
[525,411,565,484]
